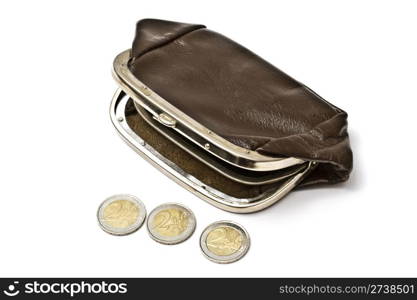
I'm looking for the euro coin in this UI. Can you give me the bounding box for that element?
[200,221,250,263]
[147,203,196,244]
[97,194,146,235]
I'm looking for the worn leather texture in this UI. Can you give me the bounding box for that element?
[129,19,353,185]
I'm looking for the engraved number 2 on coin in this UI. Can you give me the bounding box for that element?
[153,210,187,236]
[206,227,242,255]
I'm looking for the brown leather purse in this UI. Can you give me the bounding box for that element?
[110,19,353,213]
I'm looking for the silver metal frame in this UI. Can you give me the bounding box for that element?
[110,89,314,213]
[134,101,309,185]
[113,49,305,172]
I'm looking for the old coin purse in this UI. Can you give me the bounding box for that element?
[110,19,353,213]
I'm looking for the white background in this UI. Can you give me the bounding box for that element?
[0,0,416,277]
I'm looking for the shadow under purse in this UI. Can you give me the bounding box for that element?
[110,19,353,213]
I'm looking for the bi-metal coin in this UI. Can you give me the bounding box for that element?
[97,194,146,235]
[147,203,196,244]
[200,221,250,264]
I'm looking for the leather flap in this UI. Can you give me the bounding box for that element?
[128,19,353,185]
